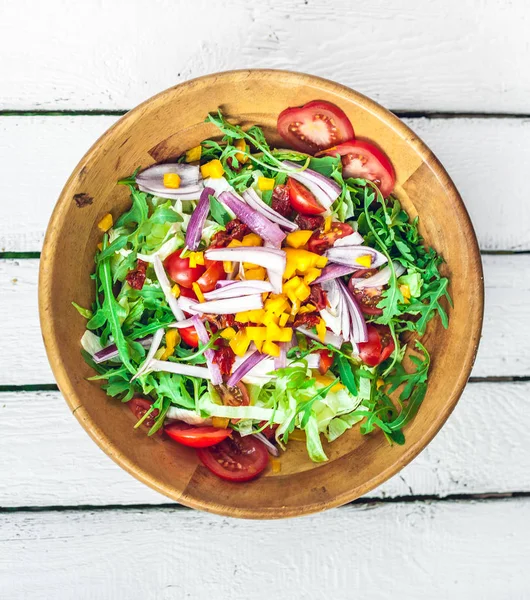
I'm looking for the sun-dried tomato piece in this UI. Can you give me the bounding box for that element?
[126,260,148,290]
[271,184,293,218]
[308,283,328,311]
[293,313,321,328]
[213,345,236,376]
[294,213,325,230]
[210,219,251,248]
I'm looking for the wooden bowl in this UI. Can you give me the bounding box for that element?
[39,70,483,519]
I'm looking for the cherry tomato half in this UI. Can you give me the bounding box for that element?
[277,100,355,154]
[127,397,159,430]
[287,178,325,216]
[321,140,395,197]
[318,349,334,375]
[358,324,395,367]
[348,269,383,316]
[196,260,225,293]
[196,433,269,482]
[217,382,250,424]
[179,325,199,348]
[165,422,231,448]
[307,222,354,254]
[165,249,205,289]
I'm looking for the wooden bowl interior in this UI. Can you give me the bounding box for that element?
[39,71,483,518]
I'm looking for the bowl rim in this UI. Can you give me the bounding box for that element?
[39,69,484,519]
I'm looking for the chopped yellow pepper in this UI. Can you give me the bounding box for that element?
[97,242,103,252]
[285,230,313,249]
[314,373,345,393]
[265,294,289,314]
[283,277,311,303]
[229,329,251,357]
[297,303,316,314]
[220,327,237,340]
[245,266,267,280]
[399,284,411,304]
[160,329,180,360]
[236,309,266,324]
[257,176,275,191]
[304,267,321,284]
[200,159,224,179]
[163,173,181,189]
[323,216,332,233]
[242,233,262,246]
[316,318,327,343]
[254,339,264,352]
[356,255,372,268]
[234,139,249,164]
[185,145,202,163]
[284,248,328,279]
[192,282,205,303]
[269,456,281,474]
[278,312,289,327]
[376,378,385,389]
[262,340,280,357]
[223,261,233,274]
[189,252,205,268]
[171,284,181,298]
[266,322,293,342]
[246,327,267,342]
[212,416,230,428]
[97,213,113,232]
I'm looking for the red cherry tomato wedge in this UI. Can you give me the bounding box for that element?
[165,422,231,448]
[196,433,269,482]
[277,100,355,154]
[321,140,395,197]
[287,178,325,215]
[318,349,334,375]
[179,325,199,348]
[127,398,160,431]
[358,324,395,367]
[164,250,205,289]
[348,269,384,316]
[307,222,354,254]
[196,261,225,293]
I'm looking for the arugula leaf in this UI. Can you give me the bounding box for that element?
[209,194,232,226]
[115,186,149,228]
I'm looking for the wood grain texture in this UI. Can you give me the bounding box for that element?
[1,116,529,252]
[0,0,528,113]
[1,499,529,599]
[1,254,522,386]
[1,382,529,507]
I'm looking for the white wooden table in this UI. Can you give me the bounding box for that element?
[1,1,529,597]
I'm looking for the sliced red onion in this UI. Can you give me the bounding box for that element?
[242,188,298,232]
[282,160,341,210]
[93,335,153,364]
[274,342,288,370]
[136,164,203,200]
[352,262,406,289]
[313,263,357,285]
[253,431,280,457]
[132,328,165,380]
[184,294,264,315]
[167,317,198,329]
[334,231,364,246]
[326,246,388,269]
[296,326,344,349]
[148,359,212,379]
[227,350,267,387]
[191,315,222,385]
[219,191,286,247]
[185,186,215,250]
[153,256,186,321]
[337,279,368,343]
[204,280,273,300]
[165,407,212,426]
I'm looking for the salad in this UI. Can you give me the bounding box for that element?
[74,100,451,483]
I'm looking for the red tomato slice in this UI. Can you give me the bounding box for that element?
[179,286,197,300]
[321,140,395,197]
[196,261,225,293]
[318,349,334,375]
[277,100,355,154]
[165,250,205,289]
[127,398,159,431]
[196,434,269,482]
[179,325,199,348]
[165,423,231,448]
[307,222,354,254]
[358,324,395,367]
[287,178,325,215]
[348,269,384,316]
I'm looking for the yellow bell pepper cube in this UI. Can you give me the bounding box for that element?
[242,233,262,246]
[285,230,313,249]
[262,340,280,357]
[220,327,237,340]
[243,262,259,270]
[200,159,224,179]
[254,339,264,352]
[160,329,181,360]
[212,416,230,429]
[278,312,289,327]
[97,242,103,252]
[304,267,321,284]
[356,255,372,268]
[257,176,275,191]
[229,329,251,357]
[235,311,249,323]
[399,284,411,304]
[314,373,344,393]
[246,309,266,324]
[234,139,249,164]
[245,266,267,280]
[276,327,293,343]
[316,255,328,268]
[223,261,233,274]
[171,284,181,298]
[284,248,327,279]
[264,294,289,314]
[163,173,181,189]
[290,298,301,316]
[297,303,316,315]
[192,282,205,303]
[185,145,202,163]
[227,239,242,248]
[262,311,279,326]
[323,215,332,233]
[269,456,281,474]
[97,213,113,232]
[376,378,385,390]
[316,318,327,343]
[295,280,311,302]
[246,326,267,342]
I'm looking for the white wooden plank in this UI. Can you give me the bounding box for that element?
[1,254,526,386]
[1,381,528,507]
[1,0,529,113]
[1,499,529,599]
[1,116,529,252]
